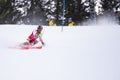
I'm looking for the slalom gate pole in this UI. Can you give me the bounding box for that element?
[61,0,66,32]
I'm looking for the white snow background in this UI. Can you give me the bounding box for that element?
[0,21,120,80]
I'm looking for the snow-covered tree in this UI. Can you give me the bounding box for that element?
[40,0,57,25]
[0,0,120,25]
[0,0,12,24]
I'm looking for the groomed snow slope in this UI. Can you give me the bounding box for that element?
[0,25,120,80]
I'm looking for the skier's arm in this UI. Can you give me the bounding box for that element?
[38,33,44,45]
[39,37,44,45]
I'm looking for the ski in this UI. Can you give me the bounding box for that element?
[21,46,42,50]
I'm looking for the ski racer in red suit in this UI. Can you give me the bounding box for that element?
[24,25,44,46]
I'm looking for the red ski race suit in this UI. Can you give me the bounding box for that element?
[27,29,43,45]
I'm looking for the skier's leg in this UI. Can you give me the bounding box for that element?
[32,40,38,45]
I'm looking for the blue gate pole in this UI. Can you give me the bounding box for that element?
[61,0,66,32]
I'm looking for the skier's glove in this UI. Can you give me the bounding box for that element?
[41,42,45,46]
[27,39,30,42]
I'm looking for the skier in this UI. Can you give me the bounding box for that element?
[23,25,45,47]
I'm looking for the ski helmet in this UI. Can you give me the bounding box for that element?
[37,25,43,33]
[38,25,43,30]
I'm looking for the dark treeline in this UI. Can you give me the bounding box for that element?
[0,0,120,25]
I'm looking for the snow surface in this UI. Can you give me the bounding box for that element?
[0,24,120,80]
